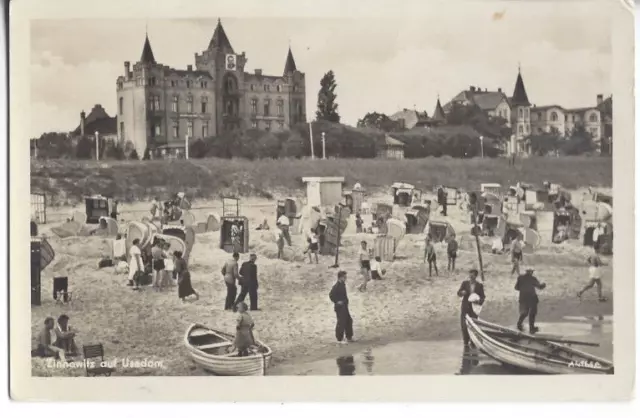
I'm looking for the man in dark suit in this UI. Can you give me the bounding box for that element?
[515,267,546,333]
[457,269,485,346]
[329,271,354,344]
[234,253,259,311]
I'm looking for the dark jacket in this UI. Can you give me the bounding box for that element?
[329,281,349,310]
[515,273,545,303]
[457,279,485,317]
[239,261,258,288]
[447,240,458,254]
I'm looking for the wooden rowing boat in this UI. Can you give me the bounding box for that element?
[184,323,273,376]
[465,316,613,374]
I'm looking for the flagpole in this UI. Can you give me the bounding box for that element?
[185,134,189,160]
[309,122,315,159]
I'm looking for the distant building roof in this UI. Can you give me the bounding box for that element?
[382,135,405,147]
[140,34,156,64]
[511,70,531,107]
[444,88,509,112]
[283,47,297,75]
[72,104,117,135]
[431,98,446,122]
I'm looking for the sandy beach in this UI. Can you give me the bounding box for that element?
[31,190,613,376]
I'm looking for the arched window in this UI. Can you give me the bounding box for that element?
[550,111,558,122]
[589,113,598,122]
[518,108,523,118]
[518,125,523,134]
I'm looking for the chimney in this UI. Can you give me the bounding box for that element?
[124,61,131,80]
[80,111,86,136]
[485,88,488,92]
[498,87,502,93]
[470,86,475,92]
[187,65,193,72]
[255,69,263,76]
[597,94,603,105]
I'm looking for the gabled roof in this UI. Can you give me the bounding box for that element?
[72,105,117,135]
[140,34,156,64]
[208,18,234,52]
[471,92,508,111]
[383,135,405,147]
[511,70,531,107]
[283,47,297,75]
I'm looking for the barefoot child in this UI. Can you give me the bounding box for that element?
[305,228,319,264]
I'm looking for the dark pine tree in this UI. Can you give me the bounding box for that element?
[316,70,341,123]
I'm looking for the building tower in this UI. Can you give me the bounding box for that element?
[510,66,532,147]
[282,47,307,126]
[431,96,447,126]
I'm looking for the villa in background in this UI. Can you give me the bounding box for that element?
[71,104,118,144]
[377,135,405,160]
[116,19,307,159]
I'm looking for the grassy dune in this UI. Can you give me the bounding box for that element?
[30,156,612,206]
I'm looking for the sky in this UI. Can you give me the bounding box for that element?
[29,1,612,138]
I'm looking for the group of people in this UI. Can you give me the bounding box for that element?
[127,237,198,302]
[33,315,78,362]
[221,252,260,312]
[149,192,191,225]
[423,235,459,277]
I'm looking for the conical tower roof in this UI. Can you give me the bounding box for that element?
[283,47,298,75]
[432,98,446,122]
[140,34,156,64]
[208,18,234,52]
[511,69,530,107]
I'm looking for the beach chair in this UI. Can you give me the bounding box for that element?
[82,344,116,377]
[53,276,73,306]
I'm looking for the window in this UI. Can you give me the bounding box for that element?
[296,100,303,116]
[250,84,255,91]
[202,121,209,137]
[251,99,258,114]
[264,99,271,116]
[186,95,193,113]
[525,108,529,118]
[119,97,123,115]
[186,80,192,88]
[149,77,156,86]
[172,96,179,112]
[265,121,271,131]
[225,77,236,93]
[524,125,529,134]
[200,81,208,88]
[154,96,160,111]
[120,122,125,140]
[518,108,523,118]
[171,80,176,87]
[550,111,558,122]
[172,120,179,138]
[589,113,598,122]
[201,96,208,113]
[264,84,270,92]
[187,120,193,137]
[276,85,282,92]
[154,123,161,136]
[518,125,523,134]
[251,121,258,129]
[277,99,284,116]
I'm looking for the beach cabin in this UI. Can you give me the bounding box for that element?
[222,196,241,217]
[372,202,393,223]
[343,188,365,214]
[85,195,117,224]
[480,183,502,196]
[302,177,345,208]
[317,218,342,256]
[405,204,430,234]
[162,225,196,262]
[428,220,456,243]
[219,216,249,253]
[482,192,503,215]
[30,193,47,224]
[524,188,552,211]
[373,236,396,261]
[391,182,418,207]
[551,207,582,243]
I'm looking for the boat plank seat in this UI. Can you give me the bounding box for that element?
[196,341,233,350]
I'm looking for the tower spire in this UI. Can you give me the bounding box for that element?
[283,46,298,75]
[208,18,234,52]
[140,32,156,64]
[511,65,530,106]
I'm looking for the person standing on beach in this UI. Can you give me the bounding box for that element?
[275,227,285,259]
[175,251,199,302]
[510,236,523,275]
[329,271,354,344]
[355,213,364,233]
[151,239,166,291]
[222,252,241,310]
[577,252,607,302]
[277,213,292,246]
[128,239,143,290]
[457,269,485,346]
[515,267,546,333]
[357,241,372,292]
[424,237,438,277]
[234,253,259,311]
[305,228,320,264]
[447,236,458,272]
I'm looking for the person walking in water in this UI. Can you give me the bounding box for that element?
[329,271,354,344]
[515,267,546,333]
[457,269,485,346]
[577,252,607,302]
[424,237,438,277]
[447,236,458,272]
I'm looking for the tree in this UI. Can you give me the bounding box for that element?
[189,138,209,159]
[357,112,403,132]
[526,129,562,156]
[31,132,74,159]
[75,137,94,159]
[561,125,595,156]
[129,149,139,160]
[316,70,340,123]
[446,102,512,144]
[103,140,125,160]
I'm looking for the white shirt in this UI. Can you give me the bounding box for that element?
[370,259,381,272]
[592,227,603,242]
[277,215,290,226]
[492,237,503,251]
[308,233,318,244]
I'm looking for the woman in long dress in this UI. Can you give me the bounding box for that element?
[174,251,199,302]
[234,302,255,357]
